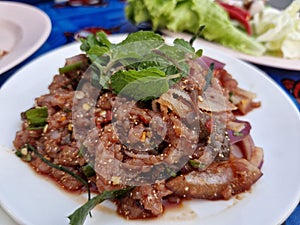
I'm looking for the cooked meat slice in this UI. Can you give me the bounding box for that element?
[116,183,172,219]
[166,158,262,200]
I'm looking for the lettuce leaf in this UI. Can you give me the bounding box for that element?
[126,0,266,56]
[252,0,300,59]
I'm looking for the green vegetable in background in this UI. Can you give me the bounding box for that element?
[252,0,300,59]
[126,0,266,56]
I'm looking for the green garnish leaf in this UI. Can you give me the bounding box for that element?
[59,62,82,74]
[195,49,203,57]
[190,25,206,46]
[111,68,180,100]
[117,75,169,101]
[229,91,234,103]
[95,31,111,48]
[25,107,48,129]
[111,67,165,92]
[79,30,205,101]
[86,45,110,58]
[119,31,164,44]
[173,38,195,53]
[15,146,32,162]
[68,188,133,225]
[82,164,96,178]
[189,159,206,169]
[233,131,243,136]
[203,63,215,91]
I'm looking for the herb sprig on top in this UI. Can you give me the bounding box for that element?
[78,30,203,100]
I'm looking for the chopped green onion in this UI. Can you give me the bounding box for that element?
[203,63,215,91]
[25,107,48,130]
[15,146,32,162]
[59,62,82,74]
[189,159,206,169]
[233,131,243,136]
[82,164,96,178]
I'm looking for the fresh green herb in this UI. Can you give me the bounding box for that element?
[110,67,165,93]
[120,30,164,44]
[111,68,180,100]
[117,74,180,100]
[203,63,215,91]
[165,167,177,177]
[233,131,243,136]
[80,31,203,101]
[25,107,48,130]
[189,25,206,47]
[189,159,206,169]
[229,91,234,103]
[59,62,82,74]
[78,145,87,157]
[15,146,31,162]
[68,188,133,225]
[63,108,72,113]
[82,164,96,178]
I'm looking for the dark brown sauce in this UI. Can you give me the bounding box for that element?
[28,163,99,195]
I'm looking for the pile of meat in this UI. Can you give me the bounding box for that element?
[13,54,263,219]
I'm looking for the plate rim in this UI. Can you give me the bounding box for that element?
[0,1,51,75]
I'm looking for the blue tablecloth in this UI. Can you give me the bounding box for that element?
[0,1,299,224]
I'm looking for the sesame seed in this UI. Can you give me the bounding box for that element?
[75,91,85,99]
[82,103,91,111]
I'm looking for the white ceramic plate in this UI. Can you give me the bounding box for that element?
[0,34,300,225]
[0,1,51,75]
[163,31,300,71]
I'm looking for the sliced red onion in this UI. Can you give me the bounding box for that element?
[250,147,264,169]
[230,144,244,158]
[197,55,226,70]
[236,134,255,161]
[227,120,251,144]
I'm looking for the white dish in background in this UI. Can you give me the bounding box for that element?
[163,31,300,71]
[0,34,299,225]
[0,1,51,75]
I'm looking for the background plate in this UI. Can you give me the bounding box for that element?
[163,31,300,71]
[0,1,51,75]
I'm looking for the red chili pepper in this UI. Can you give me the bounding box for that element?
[216,1,252,35]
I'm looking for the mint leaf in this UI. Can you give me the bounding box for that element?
[87,45,110,57]
[111,40,164,64]
[111,67,166,93]
[118,75,170,100]
[203,63,215,91]
[110,68,181,100]
[80,31,112,60]
[119,31,164,45]
[68,188,133,225]
[79,30,203,99]
[173,38,195,54]
[95,31,111,48]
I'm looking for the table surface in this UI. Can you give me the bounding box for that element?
[0,1,299,225]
